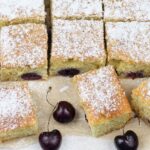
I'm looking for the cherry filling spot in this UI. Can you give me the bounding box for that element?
[126,72,144,79]
[58,68,80,77]
[21,73,42,80]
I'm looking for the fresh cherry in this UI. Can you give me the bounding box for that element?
[53,101,76,123]
[39,129,62,150]
[126,72,144,79]
[58,68,80,77]
[114,130,139,150]
[21,73,42,80]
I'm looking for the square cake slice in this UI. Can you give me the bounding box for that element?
[0,0,46,27]
[104,0,150,22]
[106,22,150,78]
[131,80,150,125]
[73,66,132,136]
[50,19,106,77]
[0,82,38,142]
[1,23,48,81]
[52,0,102,20]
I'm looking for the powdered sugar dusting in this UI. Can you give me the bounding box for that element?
[52,0,102,19]
[1,23,47,68]
[0,83,33,131]
[0,0,45,22]
[106,22,150,64]
[52,19,105,61]
[104,0,150,21]
[76,66,124,116]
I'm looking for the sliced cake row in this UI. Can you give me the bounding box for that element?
[51,0,150,21]
[1,0,150,27]
[0,21,150,81]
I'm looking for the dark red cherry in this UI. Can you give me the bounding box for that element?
[39,129,62,150]
[126,72,144,79]
[53,101,76,123]
[58,68,80,77]
[21,73,42,80]
[114,130,139,150]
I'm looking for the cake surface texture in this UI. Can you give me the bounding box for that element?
[0,0,45,26]
[50,19,106,76]
[131,80,150,125]
[106,22,150,77]
[0,82,38,141]
[52,0,102,19]
[1,23,48,81]
[73,66,132,136]
[104,0,150,21]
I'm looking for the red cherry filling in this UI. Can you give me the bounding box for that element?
[126,72,144,79]
[58,68,80,77]
[53,101,76,123]
[39,130,62,150]
[21,73,42,80]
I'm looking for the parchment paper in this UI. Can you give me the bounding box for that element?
[0,77,150,150]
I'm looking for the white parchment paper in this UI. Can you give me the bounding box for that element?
[0,77,150,150]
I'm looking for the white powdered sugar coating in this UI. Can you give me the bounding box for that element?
[52,0,102,19]
[52,19,105,61]
[1,23,47,68]
[104,0,150,21]
[0,0,45,22]
[0,83,33,131]
[76,66,124,116]
[106,22,150,64]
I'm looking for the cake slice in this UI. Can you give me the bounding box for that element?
[73,66,132,136]
[50,19,106,77]
[131,80,150,125]
[104,0,150,22]
[51,0,102,20]
[106,22,150,78]
[0,82,38,142]
[0,0,46,27]
[1,23,48,81]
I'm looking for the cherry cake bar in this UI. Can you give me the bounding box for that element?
[131,80,150,125]
[0,82,38,142]
[106,22,150,78]
[73,66,132,136]
[50,19,106,77]
[0,0,46,27]
[104,0,150,22]
[0,23,48,81]
[51,0,103,20]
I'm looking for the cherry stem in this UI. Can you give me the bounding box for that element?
[46,87,55,108]
[47,104,58,132]
[46,86,57,131]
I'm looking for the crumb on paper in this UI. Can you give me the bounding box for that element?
[59,86,69,93]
